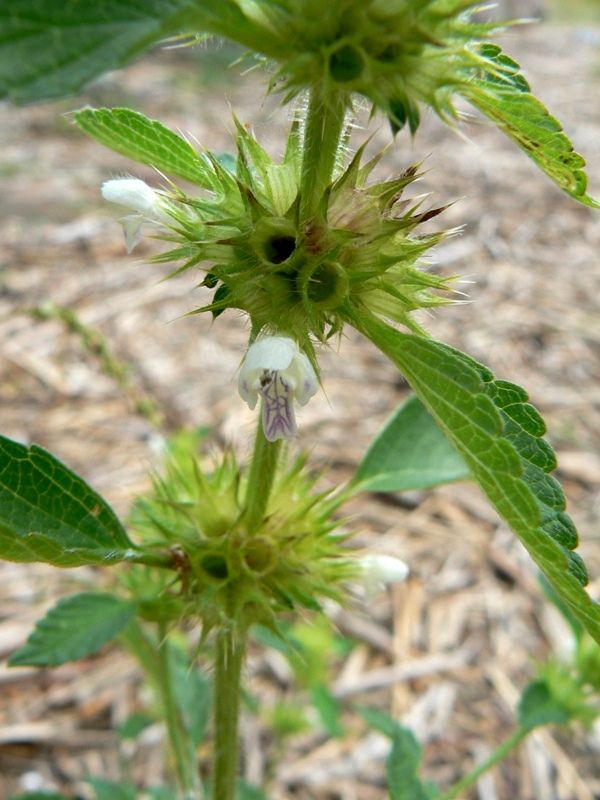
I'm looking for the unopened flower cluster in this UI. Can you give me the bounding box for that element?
[189,0,508,134]
[130,447,360,631]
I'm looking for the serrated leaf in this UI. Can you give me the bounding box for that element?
[0,435,136,567]
[0,0,199,104]
[0,0,275,105]
[351,313,600,644]
[74,107,217,188]
[517,680,571,730]
[9,592,136,667]
[355,394,470,491]
[463,45,599,208]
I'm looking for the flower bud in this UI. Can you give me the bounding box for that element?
[101,178,165,253]
[101,178,162,216]
[360,553,409,595]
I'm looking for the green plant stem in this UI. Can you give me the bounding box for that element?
[222,88,346,797]
[157,622,202,799]
[244,418,281,532]
[244,88,347,526]
[439,728,529,800]
[299,87,347,223]
[213,624,246,800]
[122,622,201,799]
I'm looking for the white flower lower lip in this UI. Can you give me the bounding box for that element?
[238,336,318,442]
[259,371,297,442]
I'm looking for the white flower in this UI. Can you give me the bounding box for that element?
[102,178,161,214]
[360,554,409,596]
[238,336,318,442]
[101,178,165,253]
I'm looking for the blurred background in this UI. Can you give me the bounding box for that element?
[0,1,599,798]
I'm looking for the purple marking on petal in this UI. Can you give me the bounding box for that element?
[260,373,296,442]
[299,377,315,404]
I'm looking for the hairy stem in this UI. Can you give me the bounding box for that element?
[212,624,246,800]
[211,88,348,797]
[244,418,282,532]
[440,728,529,800]
[299,87,347,224]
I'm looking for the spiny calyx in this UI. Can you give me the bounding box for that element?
[153,119,456,367]
[131,448,356,633]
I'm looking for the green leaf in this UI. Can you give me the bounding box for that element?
[74,107,217,188]
[311,684,344,737]
[387,728,432,800]
[357,705,403,739]
[517,680,571,730]
[9,592,136,667]
[148,789,176,800]
[463,45,599,208]
[539,573,584,642]
[216,152,238,175]
[117,711,155,741]
[351,313,600,645]
[170,646,212,746]
[358,707,435,799]
[251,623,297,659]
[0,0,275,105]
[0,435,136,566]
[236,783,268,800]
[355,394,470,491]
[0,0,200,104]
[10,794,67,800]
[87,779,136,800]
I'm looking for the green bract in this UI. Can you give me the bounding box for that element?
[176,130,451,361]
[131,449,356,633]
[97,112,455,364]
